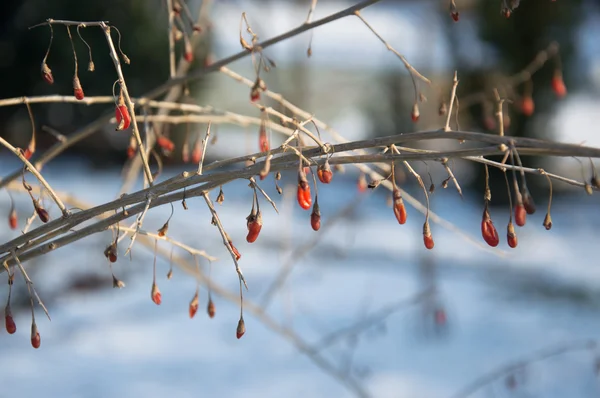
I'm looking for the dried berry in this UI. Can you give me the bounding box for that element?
[311,201,321,231]
[5,306,16,334]
[8,209,17,230]
[189,292,199,319]
[514,203,526,227]
[236,317,246,339]
[41,63,54,85]
[507,222,518,248]
[246,210,263,243]
[30,323,41,349]
[317,162,333,184]
[207,298,216,318]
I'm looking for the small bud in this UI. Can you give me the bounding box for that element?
[411,103,420,123]
[229,240,241,261]
[112,275,125,289]
[310,201,321,231]
[189,292,199,319]
[507,222,518,248]
[104,243,118,263]
[216,188,225,205]
[151,283,162,305]
[236,317,246,339]
[41,63,54,85]
[207,297,216,318]
[543,213,552,230]
[157,222,169,237]
[35,204,49,223]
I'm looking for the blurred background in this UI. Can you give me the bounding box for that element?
[1,0,600,397]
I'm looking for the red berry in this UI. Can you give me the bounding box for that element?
[393,188,407,225]
[115,105,131,130]
[8,209,17,230]
[520,96,535,116]
[423,234,434,250]
[250,90,260,102]
[297,182,312,210]
[552,74,567,98]
[5,308,16,334]
[157,136,175,152]
[514,204,526,227]
[317,163,333,184]
[30,323,40,349]
[246,212,263,243]
[184,51,193,63]
[73,76,84,100]
[411,103,420,123]
[151,283,162,305]
[481,209,499,247]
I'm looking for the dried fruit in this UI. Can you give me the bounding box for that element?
[104,243,118,263]
[207,298,216,318]
[259,125,269,152]
[229,240,241,261]
[41,63,54,85]
[236,317,246,339]
[189,292,199,319]
[311,201,321,231]
[35,205,49,223]
[543,213,552,230]
[522,190,536,214]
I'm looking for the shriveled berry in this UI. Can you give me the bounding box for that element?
[207,298,216,318]
[41,63,54,85]
[229,240,241,261]
[189,292,199,319]
[311,202,321,231]
[236,317,246,339]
